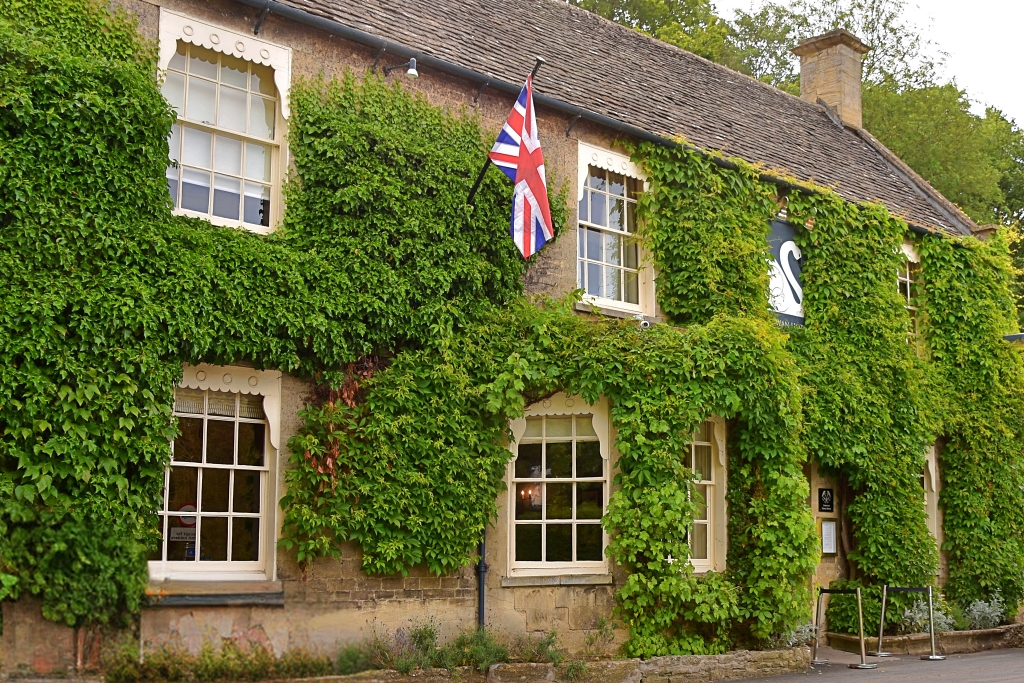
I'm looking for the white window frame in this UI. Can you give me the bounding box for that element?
[157,9,291,234]
[507,394,611,577]
[898,241,920,336]
[923,443,941,543]
[688,417,728,574]
[577,142,656,317]
[148,363,282,582]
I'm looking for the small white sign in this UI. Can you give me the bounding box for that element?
[170,527,196,542]
[821,519,837,555]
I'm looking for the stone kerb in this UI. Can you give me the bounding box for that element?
[827,622,1024,656]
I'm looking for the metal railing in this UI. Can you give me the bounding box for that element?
[811,587,877,669]
[868,585,946,661]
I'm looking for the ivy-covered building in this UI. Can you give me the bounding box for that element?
[2,0,1023,673]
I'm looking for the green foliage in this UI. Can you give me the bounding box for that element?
[918,232,1024,607]
[786,192,939,588]
[103,641,335,683]
[0,0,543,627]
[571,0,731,62]
[863,83,1024,226]
[435,629,510,671]
[511,629,565,665]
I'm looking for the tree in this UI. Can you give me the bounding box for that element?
[571,0,731,62]
[723,3,803,92]
[862,82,1018,226]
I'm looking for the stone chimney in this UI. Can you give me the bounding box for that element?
[792,29,871,128]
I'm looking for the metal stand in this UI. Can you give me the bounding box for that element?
[811,586,876,669]
[921,586,947,661]
[868,584,893,657]
[849,587,878,669]
[810,588,828,665]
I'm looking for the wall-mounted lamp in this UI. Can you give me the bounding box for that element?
[384,57,418,78]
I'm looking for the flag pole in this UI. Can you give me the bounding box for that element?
[466,160,491,207]
[466,57,546,207]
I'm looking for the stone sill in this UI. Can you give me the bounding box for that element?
[500,574,613,588]
[145,580,284,607]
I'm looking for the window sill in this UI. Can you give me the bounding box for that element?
[500,574,613,588]
[575,301,660,323]
[172,208,275,235]
[145,579,284,607]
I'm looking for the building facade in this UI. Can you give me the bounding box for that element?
[1,0,999,673]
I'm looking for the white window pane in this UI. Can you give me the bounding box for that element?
[243,182,270,227]
[166,165,179,207]
[624,239,638,270]
[168,124,181,163]
[250,95,275,139]
[578,260,585,290]
[588,166,606,191]
[169,41,186,71]
[589,191,606,227]
[218,86,247,133]
[212,175,241,220]
[546,418,572,438]
[695,421,712,442]
[220,53,248,88]
[250,62,275,95]
[624,271,639,305]
[691,523,708,559]
[523,417,542,438]
[162,70,184,114]
[586,228,602,262]
[239,394,264,420]
[174,388,205,414]
[180,167,211,213]
[609,172,625,196]
[609,198,624,231]
[185,77,216,124]
[188,46,218,79]
[604,266,621,301]
[214,136,242,176]
[181,127,212,168]
[244,142,272,182]
[693,445,712,482]
[694,485,708,520]
[586,263,602,297]
[604,232,620,266]
[575,415,596,437]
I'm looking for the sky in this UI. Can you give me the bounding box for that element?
[714,0,1024,124]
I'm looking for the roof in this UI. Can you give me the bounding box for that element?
[271,0,976,235]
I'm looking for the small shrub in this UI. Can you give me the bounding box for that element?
[511,631,564,665]
[900,600,954,634]
[564,659,588,682]
[582,618,616,657]
[336,643,374,675]
[962,592,1005,630]
[768,621,817,649]
[101,638,334,683]
[433,629,509,671]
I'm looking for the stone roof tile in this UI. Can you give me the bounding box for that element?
[277,0,975,235]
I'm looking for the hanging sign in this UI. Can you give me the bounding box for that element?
[768,220,804,326]
[818,488,834,513]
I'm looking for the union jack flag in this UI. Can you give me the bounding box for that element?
[489,76,554,259]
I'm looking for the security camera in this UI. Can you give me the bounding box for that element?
[639,319,651,330]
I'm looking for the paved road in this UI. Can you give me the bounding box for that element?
[760,646,1024,682]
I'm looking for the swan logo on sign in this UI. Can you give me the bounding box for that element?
[768,220,804,326]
